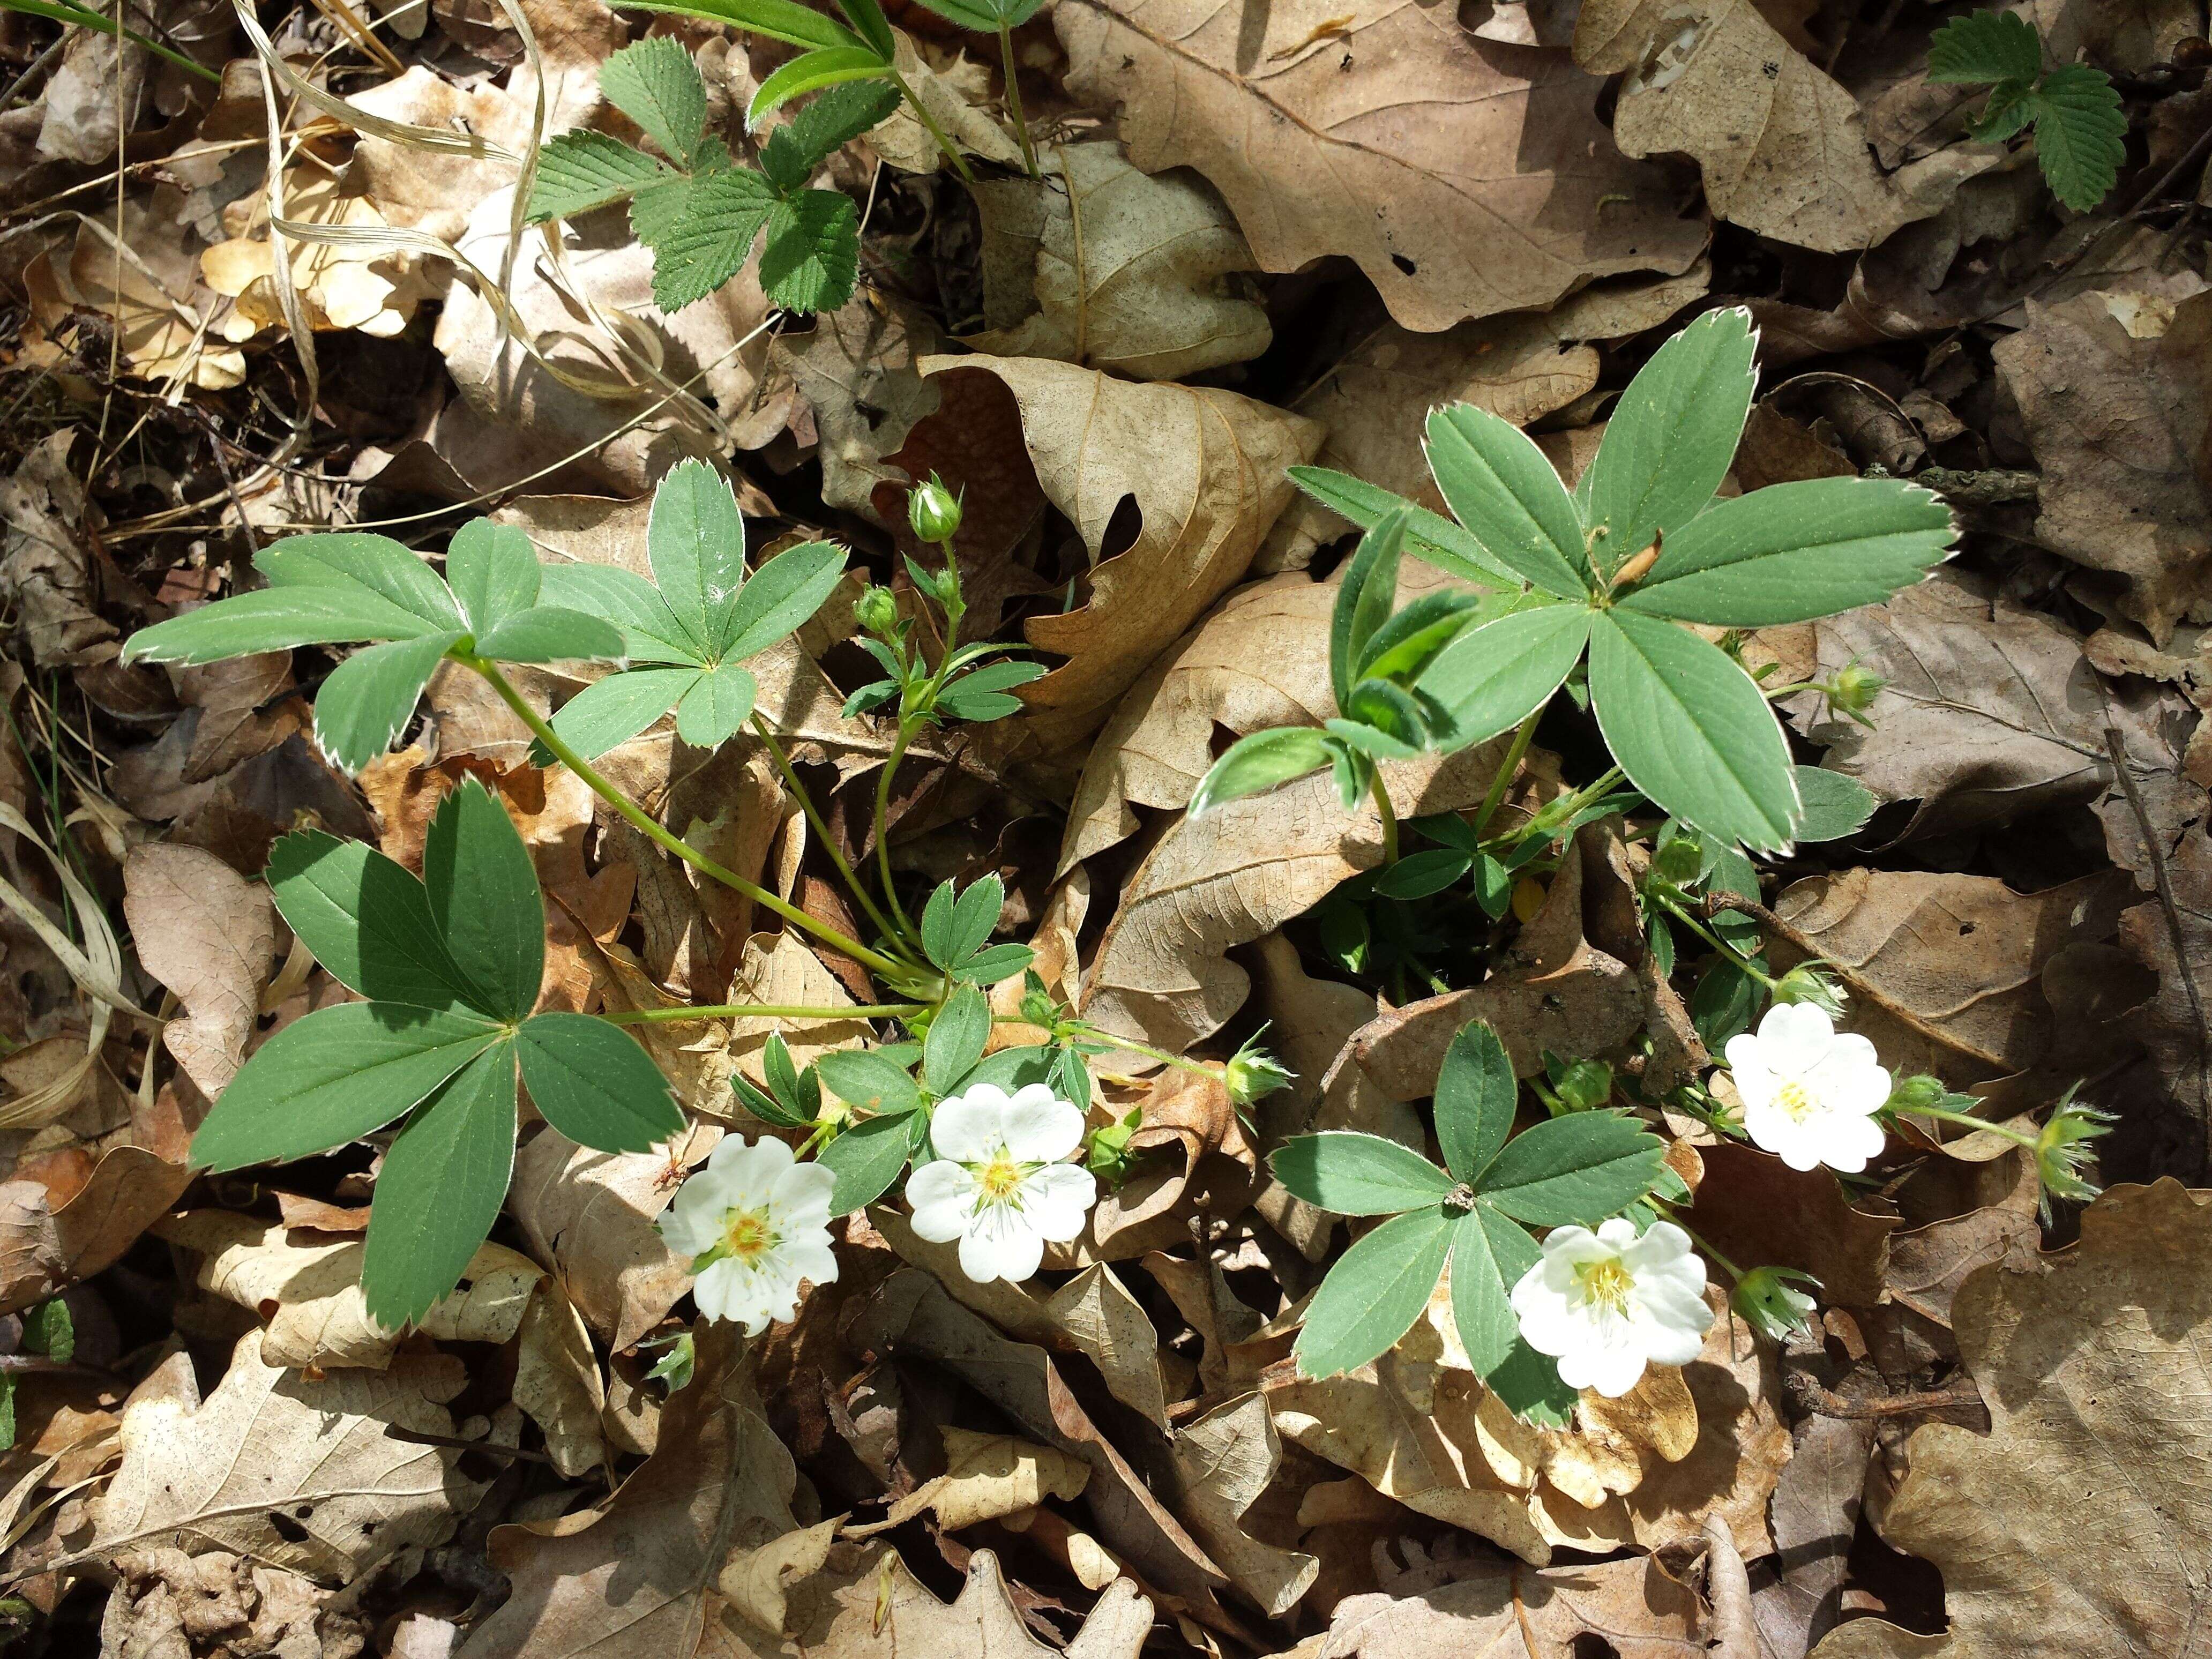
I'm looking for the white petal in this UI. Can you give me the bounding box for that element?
[959,1204,1044,1283]
[1581,1344,1652,1396]
[905,1161,978,1242]
[694,1257,761,1331]
[931,1087,1009,1164]
[771,1160,838,1219]
[671,1159,748,1220]
[1537,1225,1609,1267]
[1000,1087,1085,1163]
[1743,1102,1826,1170]
[657,1195,722,1258]
[1017,1161,1097,1242]
[1595,1217,1642,1252]
[1760,1000,1835,1057]
[779,1237,840,1288]
[707,1135,793,1210]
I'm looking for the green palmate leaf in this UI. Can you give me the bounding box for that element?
[1470,851,1511,918]
[260,534,464,631]
[361,1041,519,1327]
[1338,680,1427,751]
[830,0,898,62]
[536,564,698,662]
[1271,1132,1455,1215]
[1370,848,1469,901]
[601,36,709,164]
[526,132,673,222]
[674,659,759,748]
[952,941,1034,987]
[1287,467,1520,589]
[1971,78,2039,143]
[765,1032,818,1117]
[644,165,779,311]
[313,632,462,775]
[816,1048,924,1118]
[1357,589,1484,686]
[1434,1020,1515,1183]
[1794,766,1879,842]
[21,1298,71,1363]
[819,1112,916,1213]
[1293,1208,1454,1378]
[1580,307,1759,574]
[921,876,1003,972]
[1187,726,1334,816]
[937,658,1045,722]
[422,780,544,1023]
[2032,64,2126,212]
[924,983,992,1095]
[1473,1111,1667,1225]
[1587,610,1800,853]
[191,1003,504,1170]
[1692,955,1762,1048]
[515,1012,684,1152]
[759,189,862,313]
[746,44,891,128]
[1416,603,1590,750]
[1447,1205,1535,1378]
[649,459,749,654]
[613,0,865,51]
[1423,404,1589,599]
[474,606,627,664]
[266,830,481,1011]
[767,80,901,186]
[721,539,847,660]
[543,667,701,761]
[1332,510,1409,711]
[121,588,428,667]
[444,519,540,636]
[906,0,1043,29]
[1925,9,2043,85]
[1620,477,1955,626]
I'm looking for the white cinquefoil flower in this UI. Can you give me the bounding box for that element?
[1724,1002,1890,1174]
[905,1082,1097,1283]
[657,1134,838,1333]
[1509,1219,1714,1397]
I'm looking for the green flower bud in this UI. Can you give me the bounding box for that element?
[1825,662,1885,724]
[1881,1073,1951,1116]
[1732,1265,1820,1345]
[1772,963,1847,1019]
[1224,1031,1294,1109]
[1085,1106,1144,1182]
[854,584,898,637]
[908,472,963,545]
[2032,1086,2114,1215]
[1646,834,1705,890]
[1548,1056,1613,1113]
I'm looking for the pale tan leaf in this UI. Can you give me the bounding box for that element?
[123,837,274,1100]
[1169,1394,1318,1618]
[878,1428,1091,1533]
[1282,1552,1706,1658]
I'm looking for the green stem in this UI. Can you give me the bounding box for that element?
[874,720,921,945]
[460,654,907,982]
[1654,893,1775,988]
[1469,706,1541,840]
[1062,1020,1217,1082]
[1370,768,1399,866]
[889,69,978,186]
[603,1002,926,1025]
[996,19,1038,178]
[1495,763,1625,852]
[749,713,915,961]
[1895,1103,2039,1149]
[6,0,220,81]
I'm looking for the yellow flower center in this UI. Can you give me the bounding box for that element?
[1773,1080,1819,1122]
[976,1154,1025,1201]
[722,1206,776,1264]
[1575,1257,1634,1311]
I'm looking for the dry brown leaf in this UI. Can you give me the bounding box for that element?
[201,168,437,340]
[1169,1393,1319,1618]
[875,1207,1173,1428]
[968,141,1270,382]
[876,1427,1091,1532]
[1767,868,2144,1086]
[0,433,114,671]
[1262,268,1711,570]
[1991,290,2212,643]
[509,1123,719,1351]
[767,1549,1153,1659]
[100,1549,367,1659]
[1813,1179,2212,1659]
[89,1328,485,1581]
[1575,0,1993,252]
[776,297,944,522]
[1686,1141,1899,1309]
[868,28,1025,173]
[1282,1552,1705,1658]
[1056,0,1705,332]
[1754,1412,1877,1657]
[920,352,1321,756]
[21,217,245,392]
[0,1145,191,1316]
[122,843,274,1100]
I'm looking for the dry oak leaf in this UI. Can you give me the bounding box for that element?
[871,1427,1092,1533]
[1574,0,1994,253]
[756,1549,1153,1659]
[89,1328,486,1583]
[1278,1552,1706,1658]
[1055,0,1706,333]
[201,168,437,340]
[1168,1393,1320,1618]
[968,141,1271,382]
[1814,1179,2212,1659]
[1686,1141,1898,1309]
[122,843,274,1101]
[0,1145,191,1316]
[920,352,1321,756]
[1991,290,2212,644]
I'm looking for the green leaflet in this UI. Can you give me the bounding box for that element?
[601,36,709,164]
[1417,604,1589,751]
[924,983,992,1094]
[674,660,760,748]
[423,778,545,1023]
[818,1112,921,1214]
[526,132,672,221]
[1291,1209,1455,1379]
[649,458,750,653]
[515,1013,684,1153]
[312,632,462,775]
[921,875,1004,974]
[1579,307,1758,574]
[266,829,481,1012]
[1587,610,1801,854]
[1473,1111,1669,1227]
[1287,466,1521,589]
[1423,404,1588,598]
[1794,766,1879,842]
[722,540,849,661]
[760,190,862,313]
[1270,1132,1456,1215]
[543,667,703,761]
[444,520,541,634]
[362,1042,520,1327]
[816,1048,925,1118]
[1433,1019,1515,1183]
[1187,727,1334,816]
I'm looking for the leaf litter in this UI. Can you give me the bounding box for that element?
[0,1,2208,1655]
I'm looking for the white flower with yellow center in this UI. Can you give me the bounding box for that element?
[1509,1219,1714,1397]
[657,1135,838,1333]
[1723,1002,1891,1173]
[905,1082,1097,1284]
